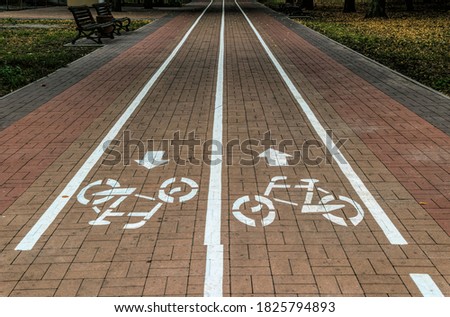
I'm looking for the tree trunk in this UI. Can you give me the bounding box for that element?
[111,0,122,12]
[343,0,356,12]
[405,0,414,11]
[144,0,153,9]
[365,0,388,18]
[303,0,314,10]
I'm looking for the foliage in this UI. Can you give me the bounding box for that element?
[295,7,450,95]
[259,0,286,9]
[0,19,151,97]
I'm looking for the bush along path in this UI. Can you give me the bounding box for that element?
[0,18,150,97]
[295,7,450,95]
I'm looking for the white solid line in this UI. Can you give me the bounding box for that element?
[235,0,407,245]
[410,274,445,297]
[15,0,214,251]
[203,0,225,297]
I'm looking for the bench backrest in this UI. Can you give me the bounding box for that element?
[92,3,113,17]
[68,6,96,29]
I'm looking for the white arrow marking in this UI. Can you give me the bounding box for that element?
[259,148,292,166]
[135,151,168,170]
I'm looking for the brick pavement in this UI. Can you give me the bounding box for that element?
[0,0,449,297]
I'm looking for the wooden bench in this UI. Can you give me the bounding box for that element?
[68,6,115,44]
[93,3,131,35]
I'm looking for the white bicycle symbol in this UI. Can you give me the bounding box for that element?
[232,176,364,227]
[77,177,198,229]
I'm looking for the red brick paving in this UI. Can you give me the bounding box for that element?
[0,1,449,297]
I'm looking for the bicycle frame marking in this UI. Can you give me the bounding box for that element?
[232,176,365,227]
[77,177,198,229]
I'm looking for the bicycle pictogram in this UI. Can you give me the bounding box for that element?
[77,177,199,229]
[232,176,364,227]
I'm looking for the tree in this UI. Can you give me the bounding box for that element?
[365,0,388,18]
[405,0,414,11]
[303,0,314,10]
[343,0,356,12]
[144,0,153,9]
[111,0,122,12]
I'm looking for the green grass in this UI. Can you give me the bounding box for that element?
[0,18,151,97]
[292,6,450,95]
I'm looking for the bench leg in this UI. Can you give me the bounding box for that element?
[71,34,80,45]
[124,18,131,32]
[89,30,103,44]
[82,30,102,44]
[72,30,96,44]
[113,21,122,36]
[72,26,115,45]
[96,25,115,41]
[115,18,131,33]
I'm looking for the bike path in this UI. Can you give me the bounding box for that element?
[0,0,449,297]
[0,3,218,296]
[224,1,449,296]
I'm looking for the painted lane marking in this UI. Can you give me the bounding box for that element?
[78,177,198,229]
[233,176,364,227]
[273,198,298,206]
[15,0,214,251]
[232,195,277,227]
[125,202,164,230]
[158,177,199,203]
[93,188,136,197]
[263,176,290,196]
[410,274,444,297]
[135,151,168,170]
[134,194,156,201]
[203,0,225,297]
[259,148,292,166]
[235,0,407,245]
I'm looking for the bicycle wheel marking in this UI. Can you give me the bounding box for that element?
[232,195,276,227]
[235,0,407,245]
[15,1,214,251]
